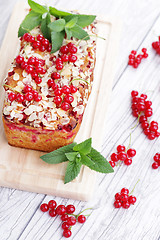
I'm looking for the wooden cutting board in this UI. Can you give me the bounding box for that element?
[0,1,121,201]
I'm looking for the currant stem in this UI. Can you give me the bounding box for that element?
[126,133,132,151]
[70,78,90,85]
[3,84,22,94]
[131,113,141,130]
[129,179,140,196]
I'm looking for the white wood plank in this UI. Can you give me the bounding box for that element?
[0,0,160,240]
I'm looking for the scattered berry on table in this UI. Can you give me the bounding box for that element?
[131,90,159,140]
[152,153,160,169]
[128,48,148,68]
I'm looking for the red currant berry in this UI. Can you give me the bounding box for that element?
[63,229,72,238]
[31,71,38,79]
[115,192,121,200]
[8,92,16,102]
[61,54,69,62]
[122,201,130,209]
[70,85,77,93]
[156,132,160,137]
[127,148,136,157]
[51,72,61,79]
[48,200,57,209]
[139,115,147,123]
[25,65,34,74]
[66,204,75,214]
[144,127,150,136]
[124,158,132,166]
[40,203,49,212]
[152,162,159,169]
[16,93,24,103]
[47,79,54,87]
[62,222,70,230]
[145,108,153,117]
[25,92,34,101]
[129,54,135,59]
[69,46,77,54]
[143,53,148,58]
[62,85,70,94]
[128,59,134,65]
[77,215,86,223]
[142,48,147,53]
[61,102,70,111]
[117,152,127,161]
[140,93,147,99]
[52,82,57,91]
[61,214,69,222]
[23,85,32,93]
[47,45,52,52]
[23,33,31,42]
[117,145,126,152]
[114,200,122,208]
[39,45,46,52]
[60,45,69,54]
[28,56,36,65]
[153,153,160,162]
[64,94,74,104]
[133,62,138,68]
[111,153,118,162]
[34,94,42,102]
[109,161,115,168]
[67,216,76,226]
[16,55,24,64]
[68,54,77,63]
[54,96,62,105]
[121,188,129,194]
[37,34,44,42]
[56,57,62,64]
[29,35,35,43]
[56,63,63,70]
[128,195,137,204]
[21,61,28,69]
[120,193,129,202]
[150,124,158,132]
[32,90,38,98]
[148,132,156,140]
[131,90,138,98]
[49,209,57,217]
[131,50,136,55]
[56,205,66,215]
[41,38,49,48]
[67,42,74,48]
[54,88,62,96]
[32,41,41,49]
[36,66,46,74]
[34,77,42,84]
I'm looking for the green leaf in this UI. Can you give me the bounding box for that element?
[51,31,65,53]
[65,17,78,28]
[18,10,42,37]
[48,19,66,32]
[49,6,72,18]
[81,148,114,173]
[64,160,82,184]
[70,24,90,40]
[65,152,79,161]
[73,138,92,155]
[28,0,48,14]
[41,13,51,41]
[65,27,72,39]
[64,14,96,28]
[40,142,77,164]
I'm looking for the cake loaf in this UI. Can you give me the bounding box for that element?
[2,9,97,152]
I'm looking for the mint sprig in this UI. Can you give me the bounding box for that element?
[18,0,96,53]
[40,138,114,184]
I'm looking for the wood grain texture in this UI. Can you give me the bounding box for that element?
[0,2,120,201]
[0,0,160,239]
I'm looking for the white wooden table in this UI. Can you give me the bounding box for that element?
[1,0,160,239]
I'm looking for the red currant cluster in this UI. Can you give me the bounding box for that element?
[40,200,87,238]
[47,80,77,111]
[53,42,78,72]
[22,33,52,52]
[16,55,46,83]
[152,153,160,169]
[114,187,136,209]
[8,85,42,103]
[131,90,160,140]
[152,37,160,54]
[109,145,136,168]
[128,48,148,68]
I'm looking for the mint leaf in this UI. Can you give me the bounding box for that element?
[65,27,72,39]
[73,138,92,155]
[18,10,42,37]
[49,6,71,18]
[28,0,48,14]
[41,13,51,41]
[48,19,66,32]
[64,160,82,184]
[51,31,65,53]
[40,142,77,164]
[64,14,96,28]
[65,152,79,161]
[70,24,90,40]
[82,148,114,173]
[65,17,78,28]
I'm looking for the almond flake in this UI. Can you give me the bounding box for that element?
[13,73,20,81]
[28,112,37,122]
